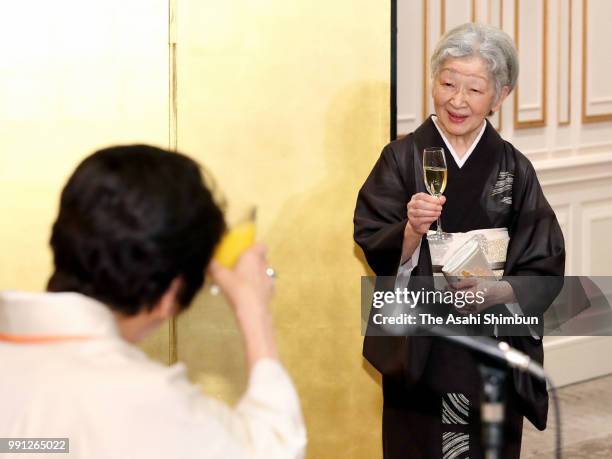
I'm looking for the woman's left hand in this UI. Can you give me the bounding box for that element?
[448,278,516,314]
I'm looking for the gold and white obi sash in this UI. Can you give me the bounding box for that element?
[429,228,509,276]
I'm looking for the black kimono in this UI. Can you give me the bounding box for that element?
[353,117,565,459]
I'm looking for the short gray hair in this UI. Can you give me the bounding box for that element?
[430,23,519,101]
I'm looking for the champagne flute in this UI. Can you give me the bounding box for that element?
[423,147,451,241]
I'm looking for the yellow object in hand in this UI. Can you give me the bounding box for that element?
[213,220,256,268]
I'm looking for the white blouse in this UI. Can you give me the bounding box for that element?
[0,291,307,459]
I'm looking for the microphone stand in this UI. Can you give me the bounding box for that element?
[478,364,507,459]
[419,327,561,458]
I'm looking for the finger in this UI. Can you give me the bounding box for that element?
[410,216,438,226]
[207,259,233,289]
[409,208,441,218]
[438,195,447,205]
[237,243,268,267]
[452,278,479,289]
[416,193,444,205]
[411,199,443,211]
[408,196,442,211]
[409,200,441,211]
[409,206,442,218]
[248,243,267,256]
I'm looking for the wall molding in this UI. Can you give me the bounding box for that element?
[591,97,612,106]
[514,0,548,128]
[397,114,418,135]
[534,151,612,187]
[422,0,430,121]
[440,0,476,34]
[557,0,572,125]
[526,142,612,160]
[581,0,612,123]
[545,336,612,387]
[397,114,417,122]
[581,199,612,274]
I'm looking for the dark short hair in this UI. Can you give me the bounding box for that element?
[47,145,225,316]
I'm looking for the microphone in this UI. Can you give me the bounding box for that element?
[422,325,547,381]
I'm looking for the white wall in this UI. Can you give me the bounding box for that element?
[397,0,612,387]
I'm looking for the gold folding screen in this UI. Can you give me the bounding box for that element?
[170,2,389,457]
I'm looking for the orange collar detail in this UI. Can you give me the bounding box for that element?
[0,333,91,344]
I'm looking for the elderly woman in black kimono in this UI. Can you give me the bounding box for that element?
[354,23,564,459]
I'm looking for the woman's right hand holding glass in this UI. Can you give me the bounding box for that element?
[406,192,447,236]
[400,193,447,263]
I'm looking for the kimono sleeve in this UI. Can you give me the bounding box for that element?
[503,156,565,317]
[353,143,413,276]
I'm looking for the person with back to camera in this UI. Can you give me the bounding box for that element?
[354,23,564,458]
[0,145,306,459]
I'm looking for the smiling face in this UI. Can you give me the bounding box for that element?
[432,56,508,144]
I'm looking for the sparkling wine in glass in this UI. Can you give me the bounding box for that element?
[423,147,451,241]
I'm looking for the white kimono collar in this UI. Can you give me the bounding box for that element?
[431,115,487,169]
[0,291,120,338]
